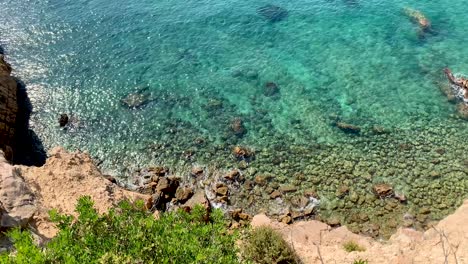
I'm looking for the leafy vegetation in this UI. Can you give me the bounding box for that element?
[343,240,366,252]
[352,259,369,264]
[0,196,238,264]
[242,226,300,264]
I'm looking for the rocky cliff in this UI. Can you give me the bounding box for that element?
[0,54,17,161]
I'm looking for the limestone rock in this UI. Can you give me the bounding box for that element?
[0,153,36,228]
[16,147,150,238]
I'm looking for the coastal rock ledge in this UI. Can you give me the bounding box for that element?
[0,55,17,161]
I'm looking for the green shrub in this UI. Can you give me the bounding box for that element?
[242,226,300,264]
[352,259,369,264]
[1,196,238,264]
[343,240,366,252]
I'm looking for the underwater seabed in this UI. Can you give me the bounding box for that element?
[1,0,468,237]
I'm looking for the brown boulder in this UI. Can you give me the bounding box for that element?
[183,190,208,210]
[270,190,282,199]
[279,185,298,193]
[175,187,194,203]
[373,183,393,198]
[232,146,254,160]
[216,186,229,197]
[0,153,36,228]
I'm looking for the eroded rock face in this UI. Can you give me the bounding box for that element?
[0,55,18,161]
[16,147,149,238]
[0,152,36,228]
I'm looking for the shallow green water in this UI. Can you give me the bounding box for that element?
[1,0,467,236]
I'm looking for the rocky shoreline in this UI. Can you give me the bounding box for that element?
[0,52,468,262]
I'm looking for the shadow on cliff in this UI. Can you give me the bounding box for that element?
[13,79,46,166]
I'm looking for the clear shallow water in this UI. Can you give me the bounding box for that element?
[1,0,467,236]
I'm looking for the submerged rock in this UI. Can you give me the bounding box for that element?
[335,121,361,134]
[121,87,152,109]
[263,82,280,97]
[230,118,247,137]
[404,7,431,31]
[257,4,289,23]
[457,103,468,120]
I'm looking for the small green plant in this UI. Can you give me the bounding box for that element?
[352,258,369,264]
[343,240,366,252]
[242,226,300,264]
[1,196,239,264]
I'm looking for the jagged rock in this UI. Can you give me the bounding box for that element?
[15,147,150,238]
[230,208,243,219]
[279,214,292,224]
[0,153,36,228]
[239,212,252,221]
[232,146,254,160]
[257,4,289,22]
[0,55,18,161]
[0,55,12,75]
[224,169,243,182]
[183,190,208,210]
[190,166,204,177]
[175,187,194,203]
[59,114,69,127]
[156,176,180,196]
[215,185,229,197]
[373,183,393,198]
[148,166,169,176]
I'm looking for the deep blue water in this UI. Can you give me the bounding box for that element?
[1,0,467,235]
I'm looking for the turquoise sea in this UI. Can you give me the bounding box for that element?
[1,0,467,236]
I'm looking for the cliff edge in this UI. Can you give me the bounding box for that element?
[0,55,17,161]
